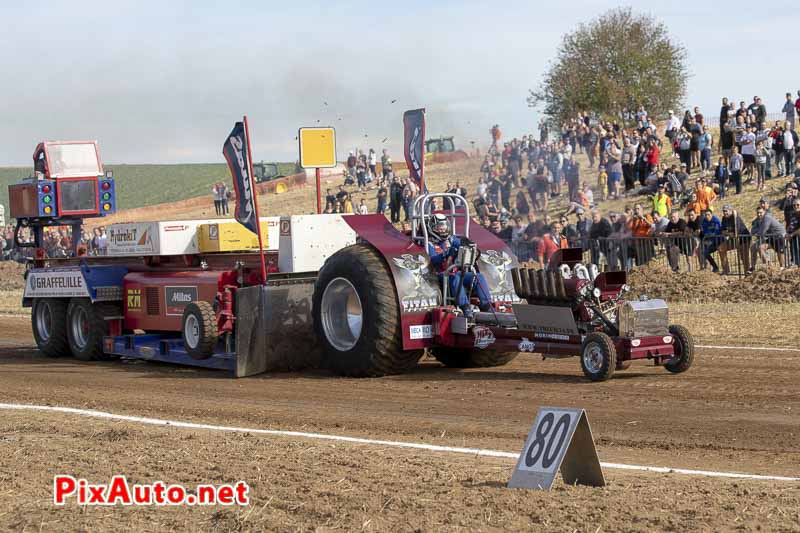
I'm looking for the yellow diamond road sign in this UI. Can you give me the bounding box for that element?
[298,127,336,169]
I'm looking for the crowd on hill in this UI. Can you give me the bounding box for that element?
[470,91,800,274]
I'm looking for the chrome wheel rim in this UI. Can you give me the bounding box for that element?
[36,301,52,342]
[583,342,604,374]
[184,314,200,349]
[70,306,89,350]
[320,278,363,351]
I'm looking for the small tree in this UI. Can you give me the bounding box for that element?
[529,8,688,125]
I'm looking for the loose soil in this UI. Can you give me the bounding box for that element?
[628,263,800,304]
[0,315,798,531]
[0,261,25,291]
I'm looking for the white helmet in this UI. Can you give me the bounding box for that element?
[429,213,451,241]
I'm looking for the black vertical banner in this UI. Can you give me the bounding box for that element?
[222,122,258,234]
[403,108,426,191]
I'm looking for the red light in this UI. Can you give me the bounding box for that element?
[42,185,51,193]
[102,181,111,191]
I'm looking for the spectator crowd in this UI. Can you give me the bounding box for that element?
[5,91,800,276]
[462,90,800,275]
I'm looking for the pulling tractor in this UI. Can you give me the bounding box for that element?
[314,193,694,381]
[10,142,692,381]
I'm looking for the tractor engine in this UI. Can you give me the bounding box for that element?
[511,249,635,336]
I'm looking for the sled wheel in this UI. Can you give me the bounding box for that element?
[182,301,218,360]
[32,298,69,358]
[580,332,617,382]
[665,324,694,374]
[429,347,518,368]
[313,243,423,377]
[66,299,118,361]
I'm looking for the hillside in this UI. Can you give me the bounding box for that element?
[3,138,789,231]
[0,163,295,213]
[93,159,479,224]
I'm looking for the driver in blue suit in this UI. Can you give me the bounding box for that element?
[426,214,492,318]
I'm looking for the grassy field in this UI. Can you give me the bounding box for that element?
[0,163,296,213]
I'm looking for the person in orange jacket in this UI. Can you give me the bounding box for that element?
[627,204,655,265]
[627,204,654,236]
[537,219,568,266]
[694,176,717,212]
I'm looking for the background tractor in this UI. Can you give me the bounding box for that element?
[424,137,470,164]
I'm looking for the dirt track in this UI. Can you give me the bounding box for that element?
[1,315,799,531]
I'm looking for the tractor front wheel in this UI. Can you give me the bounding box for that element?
[313,243,423,377]
[665,324,694,374]
[429,347,518,368]
[580,332,617,381]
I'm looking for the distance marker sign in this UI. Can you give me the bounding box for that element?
[298,127,336,168]
[508,407,605,490]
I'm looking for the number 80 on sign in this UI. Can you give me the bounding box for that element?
[524,411,572,471]
[508,407,605,490]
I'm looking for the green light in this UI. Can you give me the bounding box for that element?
[43,195,52,204]
[102,192,111,201]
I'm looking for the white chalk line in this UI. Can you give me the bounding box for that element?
[697,344,800,353]
[0,403,797,483]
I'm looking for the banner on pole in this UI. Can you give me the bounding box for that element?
[222,122,258,235]
[403,108,426,191]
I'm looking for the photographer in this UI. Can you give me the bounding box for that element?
[627,204,654,266]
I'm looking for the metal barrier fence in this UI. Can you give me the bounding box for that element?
[505,234,797,276]
[704,112,787,128]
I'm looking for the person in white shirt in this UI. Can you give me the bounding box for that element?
[212,183,222,215]
[666,110,681,155]
[783,123,796,174]
[368,149,377,179]
[476,177,488,198]
[358,198,368,215]
[740,127,757,182]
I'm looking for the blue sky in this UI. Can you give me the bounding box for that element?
[0,0,798,165]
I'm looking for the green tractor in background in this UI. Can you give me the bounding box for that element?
[424,137,471,163]
[252,161,285,184]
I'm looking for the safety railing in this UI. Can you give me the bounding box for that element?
[503,234,797,277]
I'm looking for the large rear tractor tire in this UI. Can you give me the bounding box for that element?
[665,324,694,374]
[66,299,120,361]
[32,298,69,358]
[313,243,423,377]
[182,301,219,360]
[580,332,617,382]
[430,348,519,368]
